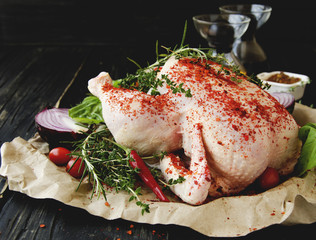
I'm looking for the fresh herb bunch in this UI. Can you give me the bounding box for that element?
[115,44,196,98]
[115,44,223,97]
[71,125,183,214]
[71,126,151,214]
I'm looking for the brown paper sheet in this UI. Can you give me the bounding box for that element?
[1,103,316,237]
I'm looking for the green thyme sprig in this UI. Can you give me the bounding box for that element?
[116,44,205,97]
[146,165,186,191]
[161,176,186,191]
[247,74,271,90]
[117,67,163,95]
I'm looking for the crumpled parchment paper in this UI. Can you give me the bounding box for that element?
[1,103,316,237]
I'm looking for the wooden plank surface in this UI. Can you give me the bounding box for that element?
[0,46,91,146]
[0,45,316,240]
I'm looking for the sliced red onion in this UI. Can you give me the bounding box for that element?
[35,108,88,148]
[270,92,295,113]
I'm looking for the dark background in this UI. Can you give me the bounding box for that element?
[0,0,315,47]
[1,0,314,106]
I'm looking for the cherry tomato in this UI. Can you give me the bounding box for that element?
[258,167,280,190]
[49,147,71,165]
[66,157,85,178]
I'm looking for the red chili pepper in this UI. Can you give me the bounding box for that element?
[129,150,169,202]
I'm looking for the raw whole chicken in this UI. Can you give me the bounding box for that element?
[88,56,301,205]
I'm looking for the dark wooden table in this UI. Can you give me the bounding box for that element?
[0,1,316,238]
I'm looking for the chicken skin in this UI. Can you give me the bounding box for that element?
[88,56,301,205]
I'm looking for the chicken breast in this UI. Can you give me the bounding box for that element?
[88,56,301,204]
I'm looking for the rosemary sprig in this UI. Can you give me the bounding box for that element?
[72,125,167,214]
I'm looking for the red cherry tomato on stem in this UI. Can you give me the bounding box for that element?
[49,147,71,165]
[66,157,85,178]
[258,167,280,190]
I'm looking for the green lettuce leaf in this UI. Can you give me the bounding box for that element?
[295,123,316,176]
[69,95,104,124]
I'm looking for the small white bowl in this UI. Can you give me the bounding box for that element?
[257,71,310,100]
